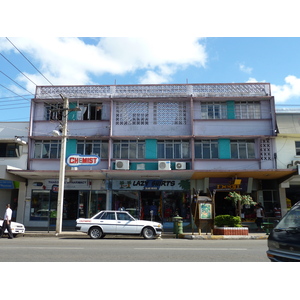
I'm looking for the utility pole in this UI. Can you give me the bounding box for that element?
[56,94,69,235]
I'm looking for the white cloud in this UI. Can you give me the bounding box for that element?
[271,75,300,103]
[1,37,208,90]
[239,63,252,74]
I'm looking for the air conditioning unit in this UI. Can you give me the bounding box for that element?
[175,162,186,170]
[115,160,130,170]
[293,160,300,166]
[158,161,171,170]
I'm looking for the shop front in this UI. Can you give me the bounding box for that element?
[26,179,106,229]
[112,179,191,231]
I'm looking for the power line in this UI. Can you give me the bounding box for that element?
[6,37,54,86]
[0,70,34,95]
[0,52,38,86]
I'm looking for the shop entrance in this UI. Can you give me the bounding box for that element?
[214,191,236,216]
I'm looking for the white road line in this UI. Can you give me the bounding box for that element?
[134,248,247,251]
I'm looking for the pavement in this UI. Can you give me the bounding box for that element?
[21,230,269,239]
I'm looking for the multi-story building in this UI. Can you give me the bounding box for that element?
[8,83,296,229]
[275,110,300,215]
[0,122,28,222]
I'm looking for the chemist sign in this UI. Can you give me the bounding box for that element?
[66,154,100,167]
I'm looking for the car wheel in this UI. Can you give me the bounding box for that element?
[142,227,155,239]
[89,227,103,239]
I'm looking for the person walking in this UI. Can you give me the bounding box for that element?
[0,204,13,239]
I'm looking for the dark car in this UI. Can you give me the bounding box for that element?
[267,201,300,262]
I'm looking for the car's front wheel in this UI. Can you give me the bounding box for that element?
[142,227,155,239]
[89,227,104,239]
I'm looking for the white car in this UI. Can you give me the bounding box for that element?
[0,219,25,237]
[76,210,163,239]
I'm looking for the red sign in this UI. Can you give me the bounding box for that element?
[66,154,100,167]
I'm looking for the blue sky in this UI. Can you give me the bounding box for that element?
[1,37,300,121]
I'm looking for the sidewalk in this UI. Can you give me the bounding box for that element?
[22,230,269,239]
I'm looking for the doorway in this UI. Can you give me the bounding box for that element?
[214,191,236,216]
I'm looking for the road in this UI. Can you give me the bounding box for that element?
[0,235,270,262]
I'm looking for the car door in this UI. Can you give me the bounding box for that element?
[98,211,117,233]
[116,212,138,234]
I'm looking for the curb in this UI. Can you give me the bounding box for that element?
[21,231,268,240]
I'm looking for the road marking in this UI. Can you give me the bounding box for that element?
[134,248,247,251]
[0,246,84,250]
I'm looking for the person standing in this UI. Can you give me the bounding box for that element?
[255,203,264,231]
[1,204,13,239]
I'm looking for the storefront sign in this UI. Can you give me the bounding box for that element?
[45,179,90,190]
[66,154,100,167]
[0,180,14,189]
[113,180,185,191]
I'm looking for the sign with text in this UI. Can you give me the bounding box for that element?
[66,154,100,167]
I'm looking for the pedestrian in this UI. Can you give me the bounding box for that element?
[0,204,13,239]
[255,203,264,231]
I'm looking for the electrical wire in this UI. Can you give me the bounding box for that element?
[6,37,54,86]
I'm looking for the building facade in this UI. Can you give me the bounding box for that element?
[8,83,296,229]
[0,122,28,222]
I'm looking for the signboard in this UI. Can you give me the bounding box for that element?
[66,154,100,167]
[199,203,212,219]
[45,179,89,190]
[112,179,186,191]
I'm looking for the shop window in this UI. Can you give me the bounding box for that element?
[77,140,108,158]
[113,140,145,159]
[157,140,190,159]
[235,101,261,119]
[195,140,218,159]
[201,102,227,119]
[33,140,61,159]
[30,190,56,221]
[230,140,255,159]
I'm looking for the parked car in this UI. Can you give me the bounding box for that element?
[0,219,25,237]
[76,210,163,239]
[267,201,300,262]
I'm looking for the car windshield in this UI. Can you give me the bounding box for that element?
[276,203,300,229]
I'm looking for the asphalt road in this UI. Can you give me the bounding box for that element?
[0,235,270,262]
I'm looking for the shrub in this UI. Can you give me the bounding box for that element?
[214,215,242,227]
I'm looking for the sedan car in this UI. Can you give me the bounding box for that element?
[267,201,300,262]
[0,219,25,237]
[76,210,163,239]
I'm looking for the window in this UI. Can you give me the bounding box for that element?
[117,212,134,221]
[45,103,63,120]
[77,140,108,158]
[201,102,227,119]
[113,140,145,159]
[116,102,149,125]
[78,103,102,120]
[231,140,255,159]
[0,143,18,157]
[296,141,300,155]
[154,102,187,125]
[157,140,190,159]
[195,140,218,159]
[34,140,61,159]
[100,212,116,220]
[235,102,261,119]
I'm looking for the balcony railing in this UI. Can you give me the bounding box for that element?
[35,83,271,99]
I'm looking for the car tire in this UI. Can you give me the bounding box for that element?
[142,227,155,239]
[89,227,103,239]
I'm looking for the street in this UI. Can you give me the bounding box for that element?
[0,235,270,262]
